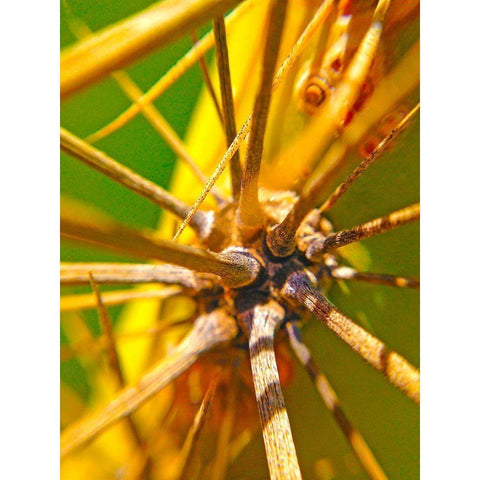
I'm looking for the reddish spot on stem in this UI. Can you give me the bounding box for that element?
[353,80,374,112]
[343,109,354,127]
[331,58,342,72]
[359,135,381,158]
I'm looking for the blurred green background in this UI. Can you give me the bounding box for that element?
[61,1,419,478]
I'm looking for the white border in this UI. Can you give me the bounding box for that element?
[421,1,480,477]
[1,0,59,477]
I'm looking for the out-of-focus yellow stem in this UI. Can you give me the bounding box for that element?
[61,0,242,98]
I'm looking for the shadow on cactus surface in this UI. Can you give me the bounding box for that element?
[60,0,419,478]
